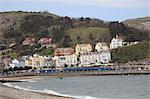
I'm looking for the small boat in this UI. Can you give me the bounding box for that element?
[59,77,63,79]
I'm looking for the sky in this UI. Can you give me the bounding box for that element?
[0,0,149,21]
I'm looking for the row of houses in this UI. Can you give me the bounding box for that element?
[53,43,111,68]
[22,35,122,48]
[0,42,111,69]
[25,54,54,68]
[52,34,139,68]
[22,35,138,49]
[7,52,110,69]
[0,35,140,70]
[0,55,54,69]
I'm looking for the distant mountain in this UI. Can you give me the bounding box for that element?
[123,17,150,32]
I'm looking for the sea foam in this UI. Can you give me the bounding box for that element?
[75,95,110,99]
[19,79,37,82]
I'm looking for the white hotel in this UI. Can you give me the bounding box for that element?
[53,54,78,68]
[110,35,123,49]
[79,51,111,67]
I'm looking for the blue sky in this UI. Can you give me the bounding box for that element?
[0,0,149,21]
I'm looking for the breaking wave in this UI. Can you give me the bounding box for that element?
[19,79,37,82]
[3,83,110,99]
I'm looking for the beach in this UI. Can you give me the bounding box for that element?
[0,70,150,99]
[0,73,149,99]
[0,83,72,99]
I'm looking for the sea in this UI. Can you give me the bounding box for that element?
[4,75,150,99]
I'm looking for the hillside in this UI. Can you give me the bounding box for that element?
[0,11,59,44]
[66,27,110,46]
[111,41,150,63]
[0,11,107,46]
[0,11,149,45]
[123,17,150,32]
[0,11,149,58]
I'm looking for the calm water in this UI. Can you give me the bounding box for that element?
[11,75,150,99]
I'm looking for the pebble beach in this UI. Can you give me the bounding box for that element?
[0,83,72,99]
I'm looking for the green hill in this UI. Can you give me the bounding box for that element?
[111,41,150,63]
[66,27,110,46]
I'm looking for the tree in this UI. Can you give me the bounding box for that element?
[89,33,94,40]
[80,17,84,21]
[14,67,19,71]
[64,64,68,68]
[35,43,41,49]
[40,47,54,56]
[85,17,91,24]
[43,10,49,14]
[76,36,81,43]
[108,21,126,37]
[8,67,13,71]
[36,27,48,38]
[62,35,72,47]
[89,33,95,45]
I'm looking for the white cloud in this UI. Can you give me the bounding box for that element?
[0,0,148,8]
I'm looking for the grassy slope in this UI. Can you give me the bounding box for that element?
[66,27,110,46]
[112,41,150,63]
[123,17,150,31]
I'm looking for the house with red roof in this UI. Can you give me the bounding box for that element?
[39,37,52,45]
[22,37,35,46]
[54,48,74,56]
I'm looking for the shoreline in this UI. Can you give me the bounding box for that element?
[0,70,150,80]
[0,82,73,99]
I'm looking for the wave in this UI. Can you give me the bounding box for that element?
[3,83,13,87]
[75,95,111,99]
[32,89,110,99]
[3,83,28,90]
[3,83,110,99]
[34,78,44,80]
[19,79,37,82]
[19,77,44,82]
[3,83,73,98]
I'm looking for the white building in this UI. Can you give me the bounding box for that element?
[79,51,111,67]
[110,35,123,49]
[53,54,77,68]
[95,42,109,52]
[100,51,111,63]
[127,41,139,46]
[65,54,78,66]
[9,58,25,68]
